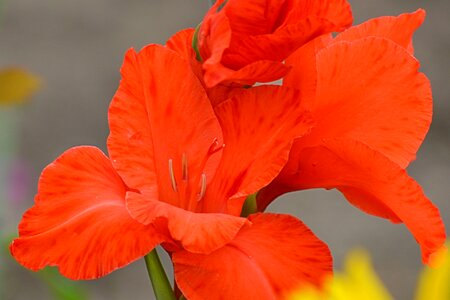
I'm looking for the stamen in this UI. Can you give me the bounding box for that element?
[182,153,188,181]
[168,159,177,192]
[198,173,207,200]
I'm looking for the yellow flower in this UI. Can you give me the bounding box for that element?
[289,244,449,300]
[0,67,40,105]
[289,249,392,300]
[415,244,449,300]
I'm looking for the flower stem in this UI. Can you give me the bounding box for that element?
[144,249,176,300]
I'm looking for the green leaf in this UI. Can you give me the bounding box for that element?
[38,268,89,300]
[2,235,89,300]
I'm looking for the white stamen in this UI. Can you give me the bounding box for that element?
[168,159,177,192]
[198,173,207,200]
[182,153,188,181]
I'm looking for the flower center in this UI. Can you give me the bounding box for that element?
[167,138,224,211]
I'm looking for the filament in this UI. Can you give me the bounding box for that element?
[168,159,177,192]
[198,173,207,200]
[182,153,188,181]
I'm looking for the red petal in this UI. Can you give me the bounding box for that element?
[205,86,314,214]
[10,146,164,279]
[280,0,353,32]
[223,18,337,68]
[220,0,287,36]
[166,28,196,60]
[126,192,246,254]
[166,29,239,107]
[284,33,333,95]
[203,59,290,87]
[200,0,352,87]
[296,37,432,168]
[173,213,332,300]
[166,28,205,84]
[284,10,425,93]
[199,2,232,85]
[222,0,352,66]
[205,83,244,107]
[107,45,223,209]
[279,139,446,263]
[335,9,426,54]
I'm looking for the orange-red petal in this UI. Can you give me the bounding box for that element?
[285,9,426,97]
[166,29,245,106]
[165,28,204,86]
[221,0,353,66]
[279,0,353,31]
[276,139,445,263]
[199,1,232,86]
[10,146,164,279]
[166,28,196,61]
[205,86,314,215]
[284,33,333,95]
[173,213,332,300]
[219,0,286,36]
[200,0,352,87]
[126,192,246,254]
[335,9,425,54]
[204,58,290,87]
[293,37,432,168]
[107,45,223,208]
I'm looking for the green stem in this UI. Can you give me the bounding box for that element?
[144,249,176,300]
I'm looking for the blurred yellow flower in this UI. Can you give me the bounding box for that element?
[0,67,40,105]
[415,244,449,300]
[289,244,449,300]
[289,249,392,300]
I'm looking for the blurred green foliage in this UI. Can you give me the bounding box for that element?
[1,235,89,300]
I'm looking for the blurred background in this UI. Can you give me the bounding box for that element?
[0,0,448,299]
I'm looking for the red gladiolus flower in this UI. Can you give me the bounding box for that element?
[197,0,353,87]
[11,45,332,298]
[257,10,446,263]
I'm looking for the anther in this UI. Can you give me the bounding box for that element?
[207,138,225,155]
[198,173,207,200]
[168,159,177,192]
[182,153,188,181]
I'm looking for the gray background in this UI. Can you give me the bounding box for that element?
[1,0,449,299]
